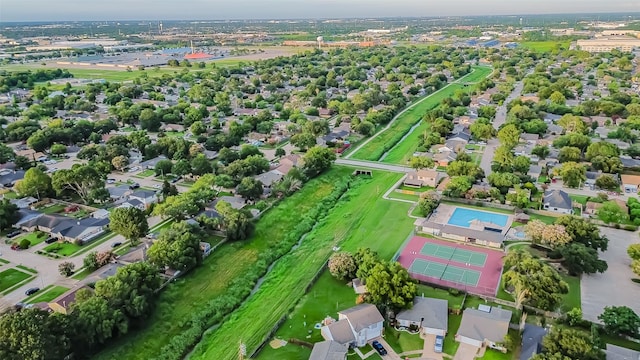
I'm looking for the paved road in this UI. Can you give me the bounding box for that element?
[346,67,491,160]
[0,215,164,308]
[336,159,411,173]
[479,79,526,178]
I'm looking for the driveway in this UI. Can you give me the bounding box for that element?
[453,343,480,360]
[422,334,444,360]
[374,337,402,360]
[581,227,640,322]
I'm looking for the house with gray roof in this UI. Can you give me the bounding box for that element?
[396,297,448,336]
[321,304,384,348]
[520,324,547,360]
[309,340,348,360]
[51,217,110,244]
[543,190,573,214]
[129,190,158,208]
[456,306,512,349]
[527,165,543,180]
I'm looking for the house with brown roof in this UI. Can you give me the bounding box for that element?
[456,306,512,350]
[621,174,640,194]
[321,304,384,347]
[404,169,442,188]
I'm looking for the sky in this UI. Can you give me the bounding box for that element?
[1,0,639,22]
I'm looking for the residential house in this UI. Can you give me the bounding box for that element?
[48,285,93,314]
[107,185,131,204]
[586,172,618,190]
[546,124,564,135]
[595,127,614,139]
[255,170,284,189]
[396,297,448,336]
[10,196,38,209]
[621,174,640,194]
[20,214,68,233]
[274,154,302,175]
[605,138,631,151]
[51,217,110,244]
[456,306,512,349]
[527,165,543,180]
[162,123,185,132]
[139,155,168,170]
[214,196,246,210]
[520,324,547,360]
[621,157,640,169]
[321,304,384,347]
[542,190,573,214]
[117,198,145,210]
[519,133,540,144]
[128,190,159,208]
[404,169,442,188]
[309,341,348,360]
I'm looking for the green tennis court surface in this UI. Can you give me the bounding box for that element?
[420,242,487,266]
[409,258,481,286]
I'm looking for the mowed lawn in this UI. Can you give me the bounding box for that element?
[191,170,414,359]
[0,268,32,292]
[93,167,353,360]
[26,285,69,304]
[519,41,571,52]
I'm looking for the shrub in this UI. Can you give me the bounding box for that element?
[448,288,461,296]
[624,225,638,232]
[19,239,31,249]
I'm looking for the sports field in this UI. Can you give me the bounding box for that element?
[398,236,504,296]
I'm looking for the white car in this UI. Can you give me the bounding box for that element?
[153,184,162,189]
[106,178,116,184]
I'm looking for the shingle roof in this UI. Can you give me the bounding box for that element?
[457,307,512,343]
[543,190,572,210]
[324,319,356,345]
[338,303,384,333]
[520,324,546,360]
[396,297,448,331]
[309,340,348,360]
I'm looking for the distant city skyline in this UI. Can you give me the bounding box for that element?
[1,0,639,22]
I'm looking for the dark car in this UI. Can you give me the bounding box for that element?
[129,182,140,190]
[45,237,57,244]
[25,287,40,296]
[372,340,387,356]
[111,242,122,248]
[170,176,183,184]
[6,230,21,238]
[434,335,444,353]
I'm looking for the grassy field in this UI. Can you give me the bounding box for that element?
[191,170,413,359]
[137,169,155,177]
[530,213,558,225]
[379,66,492,164]
[25,285,69,304]
[93,167,354,360]
[43,241,83,256]
[559,274,581,312]
[0,268,32,292]
[519,41,571,52]
[387,191,420,202]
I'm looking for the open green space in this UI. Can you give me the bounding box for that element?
[40,203,67,214]
[93,167,355,360]
[529,213,558,224]
[569,194,589,206]
[16,232,48,247]
[0,268,32,292]
[387,191,420,202]
[192,170,412,359]
[25,285,69,304]
[43,241,82,256]
[71,267,93,280]
[379,66,492,164]
[137,169,155,177]
[519,41,571,52]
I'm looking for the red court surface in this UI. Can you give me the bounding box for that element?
[397,236,504,296]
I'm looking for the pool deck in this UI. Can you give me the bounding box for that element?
[427,204,514,235]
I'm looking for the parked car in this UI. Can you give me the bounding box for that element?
[170,176,183,184]
[372,340,387,356]
[45,237,57,244]
[106,178,116,184]
[434,335,444,353]
[111,242,122,248]
[129,183,140,190]
[6,230,21,238]
[25,287,40,296]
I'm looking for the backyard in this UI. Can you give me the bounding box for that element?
[93,167,356,360]
[191,170,414,359]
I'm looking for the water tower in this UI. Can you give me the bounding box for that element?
[317,36,324,50]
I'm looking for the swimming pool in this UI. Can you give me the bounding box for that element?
[447,207,509,228]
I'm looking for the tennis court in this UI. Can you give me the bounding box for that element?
[409,258,481,286]
[420,242,487,266]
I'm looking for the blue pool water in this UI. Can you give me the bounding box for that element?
[447,208,509,228]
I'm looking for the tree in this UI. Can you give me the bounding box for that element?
[447,161,484,180]
[558,147,581,163]
[290,132,317,151]
[0,199,19,231]
[153,194,202,220]
[58,261,75,277]
[470,122,495,141]
[598,201,629,224]
[15,167,52,198]
[595,175,619,191]
[513,156,531,174]
[236,177,263,201]
[0,143,15,164]
[628,244,640,260]
[591,156,623,174]
[409,156,435,169]
[328,252,357,280]
[536,327,604,360]
[559,243,608,275]
[172,159,192,176]
[94,262,162,319]
[190,121,206,136]
[147,221,203,271]
[356,120,375,136]
[215,201,253,241]
[365,260,417,311]
[585,141,620,161]
[51,165,105,204]
[497,124,521,149]
[109,207,149,245]
[154,159,173,176]
[191,153,213,176]
[555,216,608,251]
[444,176,472,198]
[0,308,71,360]
[532,145,550,159]
[418,191,440,217]
[599,306,640,337]
[549,91,566,105]
[502,251,568,310]
[557,114,585,133]
[524,220,571,248]
[50,143,67,155]
[492,145,515,172]
[555,162,586,188]
[302,146,336,178]
[275,148,286,157]
[71,295,128,349]
[488,172,521,190]
[111,155,129,172]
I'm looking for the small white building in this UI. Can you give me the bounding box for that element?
[321,304,384,348]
